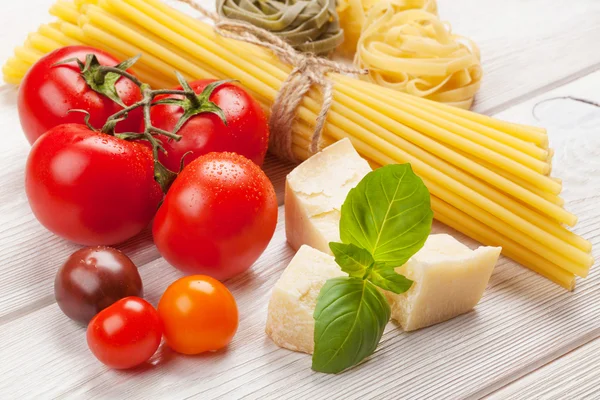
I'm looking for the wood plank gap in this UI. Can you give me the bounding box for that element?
[480,63,600,116]
[0,295,55,326]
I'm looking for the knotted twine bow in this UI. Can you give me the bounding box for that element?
[178,0,367,161]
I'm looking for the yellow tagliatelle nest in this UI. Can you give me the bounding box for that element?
[355,4,482,109]
[336,0,437,56]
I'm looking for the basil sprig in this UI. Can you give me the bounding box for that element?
[312,164,433,374]
[312,278,390,374]
[340,163,433,268]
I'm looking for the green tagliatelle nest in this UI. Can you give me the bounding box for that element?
[217,0,344,55]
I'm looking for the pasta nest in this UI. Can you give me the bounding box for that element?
[336,0,437,56]
[355,4,482,109]
[217,0,344,55]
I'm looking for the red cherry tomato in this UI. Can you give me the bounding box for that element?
[18,46,142,144]
[87,297,162,369]
[25,124,162,245]
[153,152,277,280]
[158,275,238,355]
[148,80,269,171]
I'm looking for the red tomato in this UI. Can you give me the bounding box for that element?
[153,152,278,280]
[87,297,162,369]
[148,80,269,171]
[25,124,163,245]
[18,46,142,144]
[158,275,238,355]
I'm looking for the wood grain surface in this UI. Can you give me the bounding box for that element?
[0,0,599,398]
[489,337,600,399]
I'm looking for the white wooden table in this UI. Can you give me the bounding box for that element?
[1,1,599,399]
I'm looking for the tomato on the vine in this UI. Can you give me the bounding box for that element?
[153,152,278,280]
[87,297,162,369]
[148,79,269,171]
[158,275,238,355]
[26,124,163,245]
[18,46,142,144]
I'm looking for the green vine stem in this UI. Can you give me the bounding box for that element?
[63,54,233,194]
[106,82,184,194]
[97,65,144,87]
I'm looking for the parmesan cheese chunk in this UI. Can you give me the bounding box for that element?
[265,245,346,354]
[266,239,500,352]
[384,234,501,331]
[285,138,372,254]
[273,140,501,352]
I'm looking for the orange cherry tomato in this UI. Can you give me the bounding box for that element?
[158,275,238,355]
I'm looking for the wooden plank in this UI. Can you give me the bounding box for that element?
[0,71,599,398]
[438,0,600,114]
[487,338,600,399]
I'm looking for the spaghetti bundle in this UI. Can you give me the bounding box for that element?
[355,5,482,109]
[217,0,343,54]
[2,0,593,289]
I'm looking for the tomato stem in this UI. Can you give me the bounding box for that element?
[92,79,183,193]
[69,54,230,195]
[152,89,190,96]
[66,109,97,131]
[143,86,179,193]
[98,66,144,87]
[175,72,202,108]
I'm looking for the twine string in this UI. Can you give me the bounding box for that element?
[178,0,367,161]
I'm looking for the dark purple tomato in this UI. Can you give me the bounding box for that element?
[55,246,143,324]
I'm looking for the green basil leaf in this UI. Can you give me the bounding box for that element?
[329,242,374,278]
[339,164,433,268]
[368,263,413,294]
[312,277,390,374]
